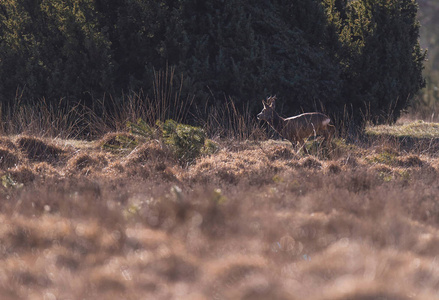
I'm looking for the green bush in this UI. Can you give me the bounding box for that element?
[127,118,155,139]
[103,118,218,165]
[158,119,215,165]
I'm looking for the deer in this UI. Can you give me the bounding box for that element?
[257,96,335,152]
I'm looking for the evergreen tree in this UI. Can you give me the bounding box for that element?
[417,0,439,110]
[0,0,113,106]
[330,0,425,125]
[170,0,343,115]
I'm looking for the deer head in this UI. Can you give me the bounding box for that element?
[257,96,277,122]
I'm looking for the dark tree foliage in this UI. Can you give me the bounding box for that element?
[0,0,113,104]
[0,0,426,129]
[332,0,426,125]
[172,0,343,115]
[417,0,439,109]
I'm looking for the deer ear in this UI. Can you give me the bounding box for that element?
[262,100,267,108]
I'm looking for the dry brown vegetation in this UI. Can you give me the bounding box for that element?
[1,132,439,299]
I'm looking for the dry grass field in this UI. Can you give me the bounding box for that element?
[1,121,439,299]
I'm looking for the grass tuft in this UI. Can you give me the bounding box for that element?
[67,153,102,172]
[301,157,322,169]
[8,166,36,185]
[16,136,64,162]
[0,148,20,169]
[397,155,424,168]
[124,141,170,166]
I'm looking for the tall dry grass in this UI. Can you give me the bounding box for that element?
[0,97,86,139]
[0,67,197,139]
[88,67,196,136]
[0,66,297,144]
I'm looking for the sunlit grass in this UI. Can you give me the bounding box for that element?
[366,120,439,138]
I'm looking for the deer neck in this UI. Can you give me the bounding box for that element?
[270,111,285,134]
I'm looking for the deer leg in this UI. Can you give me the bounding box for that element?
[324,125,336,147]
[297,139,308,154]
[322,130,329,145]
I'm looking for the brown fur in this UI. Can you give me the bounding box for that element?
[257,96,335,150]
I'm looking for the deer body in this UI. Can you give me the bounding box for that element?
[257,96,335,149]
